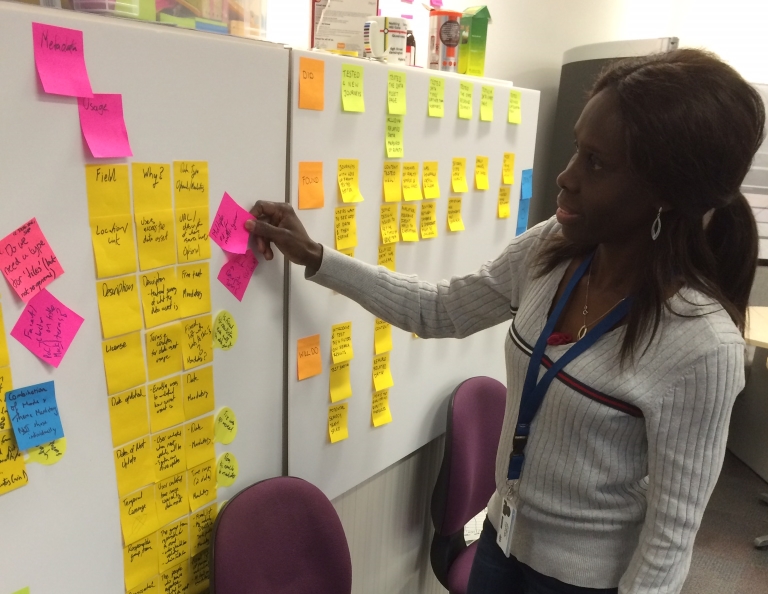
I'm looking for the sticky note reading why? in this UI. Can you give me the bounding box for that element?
[328,403,348,443]
[32,22,93,98]
[209,193,255,254]
[297,334,322,380]
[78,94,133,159]
[0,218,64,302]
[6,381,63,451]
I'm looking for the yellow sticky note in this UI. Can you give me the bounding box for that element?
[185,416,215,469]
[330,322,353,364]
[146,324,183,382]
[480,86,494,122]
[372,389,393,427]
[120,484,160,545]
[422,162,440,199]
[103,332,147,396]
[179,263,211,319]
[159,516,190,571]
[85,164,131,220]
[475,156,489,190]
[508,90,522,124]
[135,210,177,272]
[372,353,394,391]
[374,318,392,355]
[0,367,14,433]
[173,161,209,209]
[329,361,352,403]
[388,71,406,115]
[26,438,66,466]
[338,159,363,203]
[113,436,154,497]
[328,403,348,443]
[428,77,444,118]
[380,204,400,245]
[400,204,419,242]
[0,306,10,368]
[299,57,325,111]
[123,533,159,590]
[334,206,357,251]
[502,153,515,185]
[149,376,184,433]
[90,214,138,278]
[498,187,511,219]
[448,197,465,232]
[127,576,159,594]
[154,426,186,482]
[452,158,468,193]
[176,206,211,264]
[132,163,172,214]
[0,429,27,496]
[155,472,188,527]
[383,162,401,202]
[298,162,324,209]
[216,452,238,487]
[297,334,322,380]
[214,407,237,444]
[378,244,396,271]
[95,275,143,340]
[190,550,210,594]
[188,458,217,512]
[139,267,181,329]
[212,311,238,351]
[458,82,473,119]
[385,114,404,159]
[420,202,438,239]
[339,247,355,257]
[183,365,215,420]
[341,64,365,112]
[182,315,213,371]
[190,503,218,556]
[108,387,150,448]
[161,561,190,593]
[402,163,422,201]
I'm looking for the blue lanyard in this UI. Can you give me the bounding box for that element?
[507,253,632,480]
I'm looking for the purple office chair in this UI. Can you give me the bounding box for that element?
[430,376,507,594]
[209,476,352,594]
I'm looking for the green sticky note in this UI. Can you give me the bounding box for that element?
[458,82,473,120]
[508,89,521,124]
[385,114,404,159]
[480,85,494,122]
[388,71,406,115]
[341,64,365,112]
[13,588,30,594]
[428,77,444,118]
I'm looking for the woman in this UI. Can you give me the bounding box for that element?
[245,49,765,593]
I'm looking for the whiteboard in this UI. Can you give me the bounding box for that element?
[288,49,540,500]
[0,5,287,593]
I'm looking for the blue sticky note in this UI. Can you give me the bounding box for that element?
[521,169,533,200]
[5,381,63,451]
[516,198,530,236]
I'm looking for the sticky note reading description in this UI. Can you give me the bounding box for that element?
[139,267,180,328]
[0,218,64,302]
[297,334,321,380]
[96,275,143,339]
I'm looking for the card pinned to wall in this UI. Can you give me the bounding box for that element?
[328,403,348,444]
[372,353,394,391]
[299,57,325,111]
[380,204,400,245]
[458,82,473,120]
[209,193,255,255]
[334,206,357,251]
[451,158,468,193]
[448,197,465,232]
[480,86,494,122]
[298,162,324,209]
[475,156,489,190]
[508,90,522,124]
[420,202,438,239]
[377,244,396,271]
[341,63,365,112]
[402,163,422,201]
[428,77,444,118]
[400,204,419,242]
[502,152,515,185]
[372,389,393,427]
[5,381,62,451]
[422,162,440,199]
[383,162,402,203]
[385,114,404,159]
[0,218,64,302]
[387,71,406,115]
[338,159,364,203]
[78,94,133,158]
[218,249,258,302]
[297,334,322,381]
[32,22,93,97]
[329,361,352,403]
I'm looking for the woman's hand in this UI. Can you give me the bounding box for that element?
[245,201,323,270]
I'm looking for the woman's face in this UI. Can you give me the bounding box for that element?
[555,88,658,247]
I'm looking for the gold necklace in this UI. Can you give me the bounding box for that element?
[577,261,627,340]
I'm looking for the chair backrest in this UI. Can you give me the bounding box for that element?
[210,476,352,594]
[431,376,507,536]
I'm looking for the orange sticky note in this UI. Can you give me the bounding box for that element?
[298,162,324,209]
[297,335,322,380]
[299,57,325,111]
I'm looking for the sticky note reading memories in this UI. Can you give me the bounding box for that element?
[451,158,468,193]
[329,361,352,403]
[299,57,325,111]
[400,204,419,242]
[132,162,172,214]
[330,322,353,364]
[32,22,93,97]
[96,275,142,339]
[508,90,522,124]
[480,86,494,122]
[402,163,422,201]
[297,334,321,380]
[218,250,258,302]
[458,82,473,119]
[335,207,357,250]
[422,162,440,199]
[420,202,438,239]
[298,162,324,209]
[448,198,465,231]
[372,389,393,427]
[328,403,348,443]
[428,77,445,118]
[383,162,402,202]
[385,114,404,159]
[209,193,255,254]
[11,289,84,367]
[380,204,400,244]
[78,94,132,158]
[372,353,394,391]
[341,64,365,112]
[338,159,363,203]
[378,244,396,271]
[5,381,63,451]
[0,218,64,302]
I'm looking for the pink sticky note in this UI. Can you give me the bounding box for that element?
[11,289,84,368]
[78,94,133,158]
[0,218,65,302]
[209,193,256,254]
[217,249,258,301]
[32,22,93,98]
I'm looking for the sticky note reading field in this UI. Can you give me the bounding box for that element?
[159,517,190,570]
[341,64,365,112]
[422,162,440,199]
[185,416,215,469]
[209,193,255,255]
[11,290,84,367]
[448,198,465,231]
[385,114,404,159]
[508,90,522,124]
[298,162,324,209]
[402,163,422,201]
[149,376,184,433]
[475,156,489,190]
[96,275,142,339]
[217,452,238,487]
[179,263,211,319]
[498,187,511,219]
[297,334,322,380]
[132,163,172,214]
[108,387,150,448]
[338,159,363,203]
[378,244,396,271]
[0,430,28,496]
[383,162,402,202]
[183,365,215,420]
[400,204,419,242]
[176,207,211,263]
[191,503,218,555]
[329,361,352,403]
[451,158,468,193]
[155,471,188,527]
[328,403,348,443]
[218,249,258,302]
[421,202,438,239]
[380,204,400,244]
[146,324,183,381]
[388,71,406,115]
[458,82,473,119]
[102,332,146,395]
[140,267,180,328]
[119,484,159,545]
[188,459,217,511]
[123,533,159,590]
[182,315,213,370]
[502,153,515,185]
[372,353,394,391]
[174,162,209,209]
[90,214,138,278]
[428,77,444,117]
[335,206,357,250]
[113,436,154,497]
[32,22,93,97]
[331,322,353,364]
[135,210,177,271]
[85,163,131,220]
[78,94,132,158]
[372,389,393,427]
[6,381,62,450]
[0,218,64,302]
[374,318,392,354]
[154,426,186,482]
[299,57,325,110]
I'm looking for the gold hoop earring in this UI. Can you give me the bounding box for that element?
[651,207,662,241]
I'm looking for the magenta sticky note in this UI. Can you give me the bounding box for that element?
[209,193,256,255]
[32,22,93,98]
[78,94,133,159]
[0,218,65,302]
[11,289,84,368]
[217,249,258,301]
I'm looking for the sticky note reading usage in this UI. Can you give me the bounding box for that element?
[297,334,321,380]
[329,361,352,403]
[5,381,62,450]
[498,187,511,219]
[380,204,400,244]
[96,275,142,339]
[0,430,28,496]
[159,516,190,570]
[182,315,213,371]
[428,77,445,117]
[334,206,357,250]
[372,353,394,391]
[176,207,211,263]
[338,159,363,203]
[448,198,465,231]
[0,367,14,432]
[32,22,93,97]
[372,389,393,427]
[185,416,215,469]
[388,71,406,115]
[123,533,159,590]
[149,376,184,433]
[330,322,353,364]
[328,403,348,443]
[480,86,494,122]
[374,318,392,354]
[378,244,396,271]
[174,161,209,209]
[11,290,84,367]
[458,82,473,119]
[119,484,159,545]
[209,193,255,255]
[139,267,180,328]
[402,163,422,201]
[385,114,404,159]
[341,64,365,112]
[132,162,172,214]
[502,153,515,185]
[102,332,146,395]
[422,162,440,199]
[183,365,215,420]
[299,57,325,111]
[108,387,150,448]
[218,249,258,302]
[298,162,324,209]
[188,459,217,511]
[135,210,177,271]
[475,156,489,190]
[155,471,188,527]
[190,503,218,555]
[400,204,419,242]
[78,94,132,158]
[85,163,131,220]
[420,202,438,239]
[179,263,211,319]
[452,158,468,193]
[146,324,183,382]
[113,436,154,497]
[90,214,137,278]
[383,162,402,202]
[154,426,186,482]
[508,90,522,124]
[0,218,64,302]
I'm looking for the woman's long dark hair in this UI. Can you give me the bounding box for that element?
[537,49,765,364]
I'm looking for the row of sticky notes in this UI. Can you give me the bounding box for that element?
[327,386,393,444]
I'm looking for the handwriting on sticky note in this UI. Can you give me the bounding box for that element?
[338,159,363,203]
[182,315,213,370]
[188,459,217,511]
[329,361,352,403]
[127,578,158,594]
[330,322,353,364]
[372,389,393,427]
[140,267,180,328]
[32,22,93,97]
[90,214,138,279]
[298,162,324,209]
[378,244,396,271]
[209,193,255,255]
[102,331,146,396]
[372,353,394,391]
[85,163,131,220]
[218,249,258,302]
[383,162,402,202]
[402,163,422,201]
[380,204,400,245]
[480,86,494,122]
[135,211,176,270]
[328,403,349,443]
[516,197,531,237]
[428,77,444,118]
[78,94,132,158]
[190,549,210,592]
[153,426,186,482]
[162,562,191,593]
[400,204,419,242]
[146,324,183,382]
[183,365,215,420]
[190,502,218,555]
[216,452,238,487]
[498,187,511,219]
[420,202,438,239]
[388,71,406,115]
[213,311,238,350]
[214,406,237,444]
[299,57,325,111]
[176,207,211,263]
[475,156,489,190]
[448,197,465,232]
[149,376,184,433]
[374,318,392,355]
[120,484,159,545]
[334,206,357,251]
[4,381,62,451]
[123,532,158,590]
[113,436,154,498]
[0,218,64,302]
[341,64,365,112]
[174,161,209,209]
[385,114,404,159]
[502,153,515,185]
[297,334,322,380]
[179,262,211,319]
[159,517,190,570]
[0,429,28,495]
[11,290,84,368]
[96,275,142,339]
[422,162,440,199]
[185,415,215,469]
[451,158,468,193]
[26,437,66,465]
[155,471,188,528]
[508,90,522,124]
[108,387,150,448]
[132,162,172,213]
[459,82,473,119]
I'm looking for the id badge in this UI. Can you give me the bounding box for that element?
[496,483,518,557]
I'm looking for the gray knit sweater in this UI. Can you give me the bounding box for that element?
[307,216,745,593]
